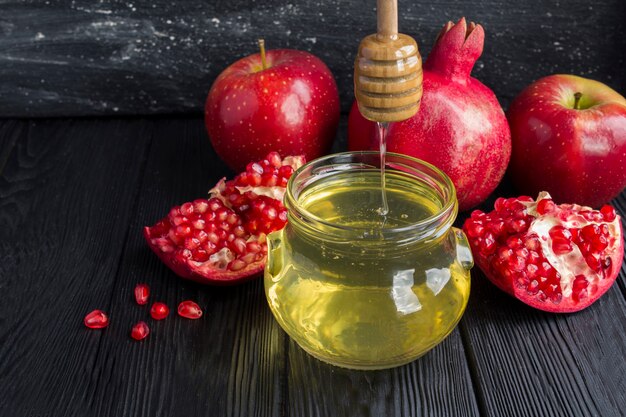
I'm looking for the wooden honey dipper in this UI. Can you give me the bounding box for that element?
[354,0,423,122]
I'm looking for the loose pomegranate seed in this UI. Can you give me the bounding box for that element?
[150,302,170,320]
[84,310,109,329]
[134,283,150,305]
[131,321,150,341]
[178,301,203,319]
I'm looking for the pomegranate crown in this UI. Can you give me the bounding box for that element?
[424,17,485,84]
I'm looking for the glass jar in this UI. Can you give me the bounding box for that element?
[264,151,473,370]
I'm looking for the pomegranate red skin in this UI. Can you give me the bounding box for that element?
[348,18,511,212]
[143,228,264,286]
[205,49,340,172]
[507,75,626,208]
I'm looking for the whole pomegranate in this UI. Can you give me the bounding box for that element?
[463,192,623,312]
[144,152,304,285]
[348,18,511,211]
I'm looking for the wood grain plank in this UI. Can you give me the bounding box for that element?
[460,189,626,417]
[0,119,152,417]
[87,118,286,417]
[0,120,25,175]
[287,329,480,417]
[0,0,624,116]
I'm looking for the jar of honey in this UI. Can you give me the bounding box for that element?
[264,151,473,369]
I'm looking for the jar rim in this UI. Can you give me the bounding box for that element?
[284,151,458,242]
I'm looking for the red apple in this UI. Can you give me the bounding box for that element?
[507,74,626,207]
[205,41,340,172]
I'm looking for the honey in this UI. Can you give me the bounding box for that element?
[264,152,473,369]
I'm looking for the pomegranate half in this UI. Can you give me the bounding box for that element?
[463,192,623,312]
[144,152,305,285]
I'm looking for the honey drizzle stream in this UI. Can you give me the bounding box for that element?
[376,121,390,218]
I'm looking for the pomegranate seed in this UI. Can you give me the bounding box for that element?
[549,225,572,241]
[180,202,194,216]
[536,198,556,215]
[510,256,526,272]
[528,250,540,264]
[249,172,262,185]
[466,222,484,238]
[581,224,599,240]
[233,225,246,237]
[506,236,523,249]
[552,239,573,255]
[249,162,263,174]
[184,237,201,250]
[497,247,513,261]
[168,207,180,219]
[208,198,221,211]
[192,219,206,229]
[233,238,247,254]
[600,205,616,222]
[591,235,608,251]
[230,259,247,271]
[261,173,278,186]
[84,310,109,329]
[267,152,282,167]
[178,301,203,319]
[241,252,256,264]
[173,215,189,226]
[246,242,261,253]
[526,263,539,277]
[264,206,278,220]
[193,199,209,213]
[278,165,294,178]
[175,225,192,238]
[192,249,210,262]
[131,321,150,341]
[150,302,170,320]
[134,283,150,305]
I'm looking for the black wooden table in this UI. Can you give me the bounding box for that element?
[1,116,625,417]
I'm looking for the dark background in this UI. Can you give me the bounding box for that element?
[1,0,625,118]
[1,2,626,417]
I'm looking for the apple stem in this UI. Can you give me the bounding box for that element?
[258,39,267,71]
[573,92,582,110]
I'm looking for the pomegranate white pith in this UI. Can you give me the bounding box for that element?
[463,192,623,312]
[144,153,305,285]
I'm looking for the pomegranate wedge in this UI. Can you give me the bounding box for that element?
[144,152,305,285]
[463,192,623,312]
